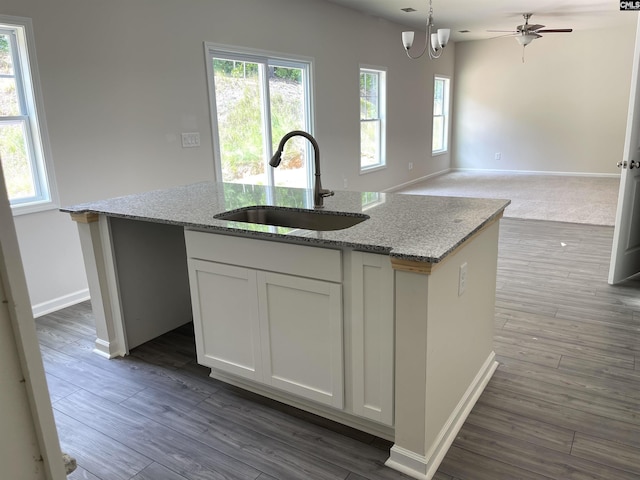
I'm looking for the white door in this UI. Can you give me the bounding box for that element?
[187,259,263,381]
[609,15,640,285]
[257,271,344,408]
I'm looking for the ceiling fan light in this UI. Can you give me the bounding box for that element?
[437,28,450,48]
[516,33,536,46]
[402,31,415,50]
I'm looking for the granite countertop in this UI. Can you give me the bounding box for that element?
[62,182,510,264]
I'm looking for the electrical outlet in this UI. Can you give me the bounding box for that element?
[408,162,414,170]
[458,262,468,296]
[181,132,200,148]
[343,178,348,189]
[494,152,501,161]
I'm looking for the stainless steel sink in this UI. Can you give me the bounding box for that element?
[214,206,369,231]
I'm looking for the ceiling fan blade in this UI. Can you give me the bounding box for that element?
[488,33,518,39]
[517,23,545,32]
[536,28,573,33]
[487,29,517,33]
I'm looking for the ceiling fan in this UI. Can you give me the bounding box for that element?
[488,13,573,60]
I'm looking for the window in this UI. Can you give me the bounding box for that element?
[0,16,56,213]
[432,75,450,155]
[360,67,386,171]
[205,44,313,191]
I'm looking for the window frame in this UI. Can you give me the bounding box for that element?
[204,42,315,194]
[0,15,57,215]
[359,65,387,174]
[432,75,451,156]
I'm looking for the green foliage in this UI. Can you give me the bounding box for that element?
[213,60,301,83]
[213,59,258,79]
[270,66,301,83]
[215,76,265,182]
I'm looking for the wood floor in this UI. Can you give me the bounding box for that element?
[37,218,640,480]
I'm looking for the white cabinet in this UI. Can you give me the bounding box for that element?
[187,260,262,381]
[185,231,344,408]
[258,272,343,408]
[350,252,395,426]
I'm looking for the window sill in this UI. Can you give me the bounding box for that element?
[432,150,449,157]
[11,199,60,216]
[360,164,387,175]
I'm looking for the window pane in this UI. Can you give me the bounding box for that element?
[0,77,20,116]
[0,33,20,116]
[269,64,307,188]
[361,120,380,168]
[213,59,266,185]
[0,120,36,200]
[360,72,379,120]
[209,52,312,191]
[433,79,444,116]
[433,77,449,154]
[0,34,14,75]
[360,67,385,170]
[432,116,444,152]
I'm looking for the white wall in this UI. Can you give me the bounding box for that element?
[2,0,454,311]
[452,21,637,174]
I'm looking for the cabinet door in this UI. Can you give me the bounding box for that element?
[187,259,262,381]
[257,272,344,409]
[351,252,394,426]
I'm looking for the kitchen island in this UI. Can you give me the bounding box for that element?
[63,181,509,480]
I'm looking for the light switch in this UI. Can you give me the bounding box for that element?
[181,132,200,148]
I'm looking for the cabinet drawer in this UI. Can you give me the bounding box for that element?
[184,230,341,283]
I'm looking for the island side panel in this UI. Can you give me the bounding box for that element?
[72,213,126,358]
[387,219,501,480]
[424,219,500,460]
[109,217,192,350]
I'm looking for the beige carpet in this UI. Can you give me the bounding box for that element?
[398,171,620,226]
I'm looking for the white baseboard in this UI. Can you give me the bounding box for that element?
[32,289,90,318]
[385,352,498,480]
[384,169,452,193]
[92,338,123,359]
[453,167,620,178]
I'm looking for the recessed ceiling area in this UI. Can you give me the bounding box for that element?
[324,0,637,41]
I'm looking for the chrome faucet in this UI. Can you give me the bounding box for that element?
[269,130,334,209]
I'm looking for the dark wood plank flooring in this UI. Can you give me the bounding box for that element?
[36,218,640,480]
